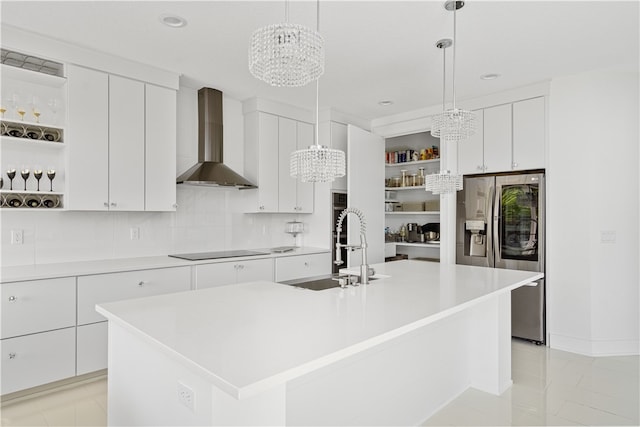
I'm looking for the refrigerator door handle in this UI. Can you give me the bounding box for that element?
[487,184,495,267]
[493,182,501,265]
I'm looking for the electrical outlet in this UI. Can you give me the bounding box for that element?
[177,381,195,411]
[11,230,24,245]
[130,227,140,241]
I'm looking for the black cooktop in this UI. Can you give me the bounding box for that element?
[168,250,270,261]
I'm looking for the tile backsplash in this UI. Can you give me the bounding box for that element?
[0,186,304,266]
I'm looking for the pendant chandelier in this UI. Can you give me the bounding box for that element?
[426,38,463,194]
[430,0,476,142]
[290,1,345,183]
[249,0,324,87]
[290,78,346,183]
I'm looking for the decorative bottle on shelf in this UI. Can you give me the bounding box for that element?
[400,170,407,187]
[417,167,425,186]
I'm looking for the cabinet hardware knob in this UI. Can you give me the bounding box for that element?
[110,202,117,207]
[477,166,483,171]
[104,202,109,207]
[9,353,16,359]
[238,264,244,270]
[172,203,178,208]
[138,281,145,286]
[304,262,309,267]
[512,162,518,169]
[259,206,264,210]
[8,296,17,302]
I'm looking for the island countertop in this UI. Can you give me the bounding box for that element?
[97,260,543,400]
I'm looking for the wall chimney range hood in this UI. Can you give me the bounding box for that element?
[176,88,257,189]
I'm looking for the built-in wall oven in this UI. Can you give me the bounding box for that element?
[331,191,348,274]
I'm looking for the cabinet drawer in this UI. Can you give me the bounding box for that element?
[77,322,108,375]
[1,277,76,339]
[275,253,331,282]
[195,258,273,289]
[77,267,190,325]
[1,327,76,395]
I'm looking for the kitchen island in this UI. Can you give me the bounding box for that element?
[97,260,543,426]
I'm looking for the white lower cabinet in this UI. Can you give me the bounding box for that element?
[1,277,76,339]
[76,322,108,375]
[275,253,331,282]
[195,258,273,289]
[77,267,191,325]
[1,327,76,395]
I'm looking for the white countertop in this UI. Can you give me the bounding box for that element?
[0,247,329,282]
[97,260,543,400]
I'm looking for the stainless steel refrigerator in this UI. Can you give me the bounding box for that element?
[456,171,545,344]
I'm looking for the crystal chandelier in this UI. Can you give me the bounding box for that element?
[290,80,346,182]
[430,0,476,142]
[249,0,324,87]
[290,2,345,183]
[424,170,463,194]
[426,39,463,195]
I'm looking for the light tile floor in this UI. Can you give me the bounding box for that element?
[1,340,638,426]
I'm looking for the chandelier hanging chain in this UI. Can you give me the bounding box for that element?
[452,3,457,111]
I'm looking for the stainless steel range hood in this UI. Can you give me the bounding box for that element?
[176,88,256,189]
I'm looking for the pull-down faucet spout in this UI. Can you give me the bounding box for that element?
[335,207,371,285]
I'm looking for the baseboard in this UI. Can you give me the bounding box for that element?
[549,333,639,356]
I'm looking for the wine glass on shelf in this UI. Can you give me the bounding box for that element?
[47,167,56,192]
[34,166,43,191]
[6,165,16,191]
[30,97,41,123]
[21,167,30,191]
[6,95,18,120]
[47,99,60,125]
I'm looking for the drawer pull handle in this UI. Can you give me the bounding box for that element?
[8,296,17,302]
[9,353,16,359]
[138,281,145,286]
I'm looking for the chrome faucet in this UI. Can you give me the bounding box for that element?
[335,207,372,285]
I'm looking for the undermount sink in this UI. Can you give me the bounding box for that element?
[281,276,377,291]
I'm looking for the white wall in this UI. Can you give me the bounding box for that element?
[547,67,639,356]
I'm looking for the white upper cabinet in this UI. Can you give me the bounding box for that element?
[66,65,109,210]
[457,97,546,175]
[330,122,348,191]
[145,84,177,211]
[108,75,145,211]
[278,116,297,212]
[245,111,279,212]
[294,121,314,212]
[483,104,512,174]
[66,65,177,211]
[512,97,545,171]
[245,111,314,213]
[458,109,484,175]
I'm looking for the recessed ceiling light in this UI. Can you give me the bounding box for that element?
[480,73,500,80]
[378,100,394,106]
[160,14,187,28]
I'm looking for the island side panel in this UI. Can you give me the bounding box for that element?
[468,291,513,394]
[285,292,513,426]
[106,322,286,426]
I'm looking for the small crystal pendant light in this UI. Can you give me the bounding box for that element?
[249,0,324,87]
[426,38,463,195]
[430,0,476,142]
[290,1,345,183]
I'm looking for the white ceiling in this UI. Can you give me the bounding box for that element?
[1,1,638,121]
